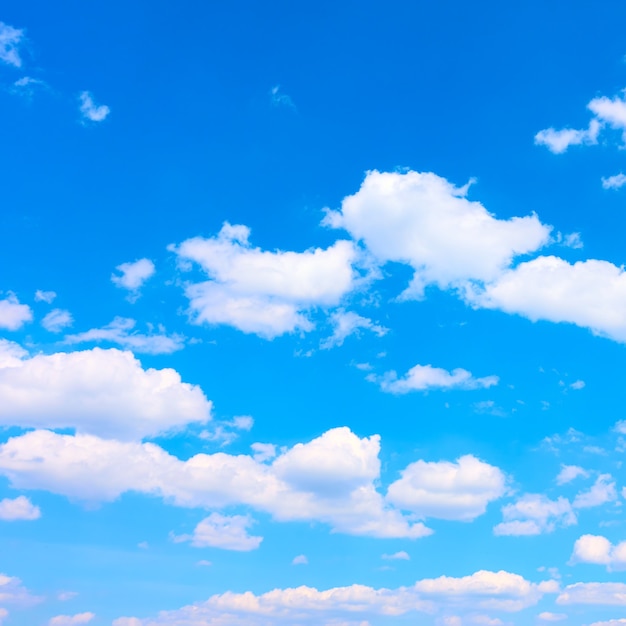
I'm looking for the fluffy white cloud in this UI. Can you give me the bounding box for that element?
[534,120,600,154]
[588,93,626,138]
[111,259,155,296]
[0,22,24,67]
[41,309,73,333]
[320,309,387,349]
[374,364,498,394]
[0,294,32,330]
[34,290,56,303]
[0,347,211,440]
[470,256,626,343]
[556,465,588,485]
[0,496,40,521]
[602,173,626,190]
[173,513,263,551]
[324,170,550,298]
[49,613,95,626]
[493,495,576,536]
[79,91,110,122]
[64,317,184,354]
[557,582,626,605]
[112,570,556,625]
[571,534,626,571]
[573,474,617,509]
[387,455,507,521]
[0,428,428,539]
[171,223,361,338]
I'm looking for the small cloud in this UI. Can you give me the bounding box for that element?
[321,309,388,349]
[292,554,308,565]
[49,613,95,626]
[11,76,47,98]
[270,85,296,109]
[0,496,41,521]
[0,21,25,68]
[57,592,78,602]
[534,120,600,154]
[0,293,33,331]
[42,309,73,333]
[111,258,155,299]
[196,560,212,567]
[562,232,583,249]
[172,513,263,552]
[251,442,276,462]
[556,465,589,485]
[382,551,410,561]
[232,416,254,431]
[570,379,585,390]
[79,91,110,123]
[34,290,56,303]
[602,173,626,190]
[537,613,567,622]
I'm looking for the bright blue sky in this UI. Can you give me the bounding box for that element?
[2,2,626,625]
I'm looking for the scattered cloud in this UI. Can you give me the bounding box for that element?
[270,85,295,109]
[573,474,617,509]
[250,443,276,463]
[0,294,32,331]
[557,582,626,606]
[41,309,73,333]
[538,612,567,622]
[382,551,410,561]
[111,259,155,299]
[79,91,110,123]
[49,613,95,626]
[292,554,308,565]
[534,120,600,154]
[387,455,507,521]
[170,223,362,338]
[320,309,387,349]
[173,513,263,551]
[570,534,626,571]
[0,22,25,68]
[374,364,498,394]
[493,494,576,536]
[34,290,56,303]
[11,76,47,98]
[64,317,184,354]
[602,173,626,190]
[570,379,585,390]
[0,346,212,440]
[57,592,78,602]
[556,465,588,485]
[0,496,40,521]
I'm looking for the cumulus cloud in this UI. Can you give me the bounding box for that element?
[570,534,626,570]
[557,582,626,606]
[374,364,499,394]
[41,309,73,333]
[0,573,38,606]
[323,170,550,299]
[387,455,507,521]
[382,551,410,561]
[292,554,308,565]
[112,570,556,625]
[49,613,95,626]
[111,259,155,299]
[320,309,387,349]
[573,474,617,509]
[0,427,430,539]
[534,120,600,153]
[556,465,588,485]
[0,496,40,521]
[0,347,212,440]
[173,513,263,551]
[170,223,361,338]
[0,294,32,330]
[0,22,24,67]
[79,91,110,122]
[602,173,626,190]
[493,494,576,536]
[34,290,56,303]
[64,317,184,354]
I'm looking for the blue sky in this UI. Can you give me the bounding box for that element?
[3,2,626,625]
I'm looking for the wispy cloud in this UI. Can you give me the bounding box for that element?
[79,91,110,123]
[0,21,25,68]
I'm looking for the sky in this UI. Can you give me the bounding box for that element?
[3,1,626,625]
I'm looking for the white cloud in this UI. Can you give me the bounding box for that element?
[571,534,626,571]
[470,256,626,343]
[292,554,308,565]
[0,427,428,539]
[49,613,95,626]
[111,259,155,297]
[602,173,626,190]
[34,290,56,303]
[0,347,212,440]
[534,120,600,154]
[570,379,585,390]
[170,223,361,339]
[556,465,588,485]
[64,317,184,354]
[561,232,583,249]
[573,474,617,509]
[323,170,551,299]
[382,551,410,561]
[42,309,73,333]
[173,513,262,551]
[493,494,576,536]
[538,613,567,622]
[0,294,32,331]
[320,309,387,349]
[557,582,626,605]
[251,443,276,462]
[57,592,78,601]
[270,85,295,109]
[589,621,626,626]
[0,573,38,606]
[0,496,40,521]
[588,93,626,138]
[79,91,110,122]
[111,570,556,625]
[615,420,626,435]
[387,455,507,521]
[0,22,24,67]
[375,364,498,394]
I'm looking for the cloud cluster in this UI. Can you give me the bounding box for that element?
[570,534,626,571]
[0,294,32,330]
[493,495,576,536]
[0,21,24,68]
[173,513,263,551]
